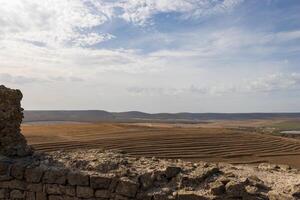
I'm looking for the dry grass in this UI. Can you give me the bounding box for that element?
[22,122,300,168]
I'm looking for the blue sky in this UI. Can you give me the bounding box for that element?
[0,0,300,112]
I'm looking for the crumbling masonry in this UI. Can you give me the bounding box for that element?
[0,85,32,157]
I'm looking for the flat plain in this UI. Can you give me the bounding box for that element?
[22,119,300,168]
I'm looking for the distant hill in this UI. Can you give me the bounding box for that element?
[23,110,300,123]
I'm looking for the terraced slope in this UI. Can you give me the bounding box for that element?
[22,123,300,168]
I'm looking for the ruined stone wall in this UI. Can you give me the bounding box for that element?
[0,85,31,157]
[0,159,144,200]
[1,155,299,200]
[0,85,299,200]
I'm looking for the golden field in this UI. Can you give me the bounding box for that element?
[21,120,300,168]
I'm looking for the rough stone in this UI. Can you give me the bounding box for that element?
[116,177,139,198]
[77,186,94,198]
[0,188,9,199]
[176,191,208,200]
[225,180,246,197]
[90,174,113,189]
[139,172,154,190]
[44,184,65,195]
[48,195,64,200]
[166,166,181,179]
[25,191,36,200]
[27,183,43,192]
[36,192,48,200]
[68,171,89,186]
[11,163,26,180]
[25,167,45,183]
[95,189,111,198]
[43,168,67,184]
[209,181,225,195]
[0,85,32,157]
[10,189,25,199]
[0,161,12,181]
[268,190,294,200]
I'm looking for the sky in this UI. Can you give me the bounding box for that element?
[0,0,300,113]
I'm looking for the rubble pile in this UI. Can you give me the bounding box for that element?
[1,149,300,200]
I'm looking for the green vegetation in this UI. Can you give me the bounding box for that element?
[269,120,300,131]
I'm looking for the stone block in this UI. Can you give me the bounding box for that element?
[25,167,45,183]
[68,171,90,186]
[43,168,67,184]
[115,178,139,198]
[25,191,36,200]
[166,166,181,179]
[27,183,43,192]
[44,184,65,195]
[95,189,111,198]
[90,174,113,189]
[48,195,64,200]
[176,191,208,200]
[11,163,26,180]
[0,188,9,199]
[36,192,47,200]
[77,186,94,198]
[10,189,25,199]
[0,161,12,181]
[8,179,27,190]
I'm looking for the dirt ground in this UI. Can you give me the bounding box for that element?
[22,122,300,169]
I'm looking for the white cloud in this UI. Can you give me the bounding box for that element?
[116,0,243,25]
[127,73,300,96]
[0,0,109,47]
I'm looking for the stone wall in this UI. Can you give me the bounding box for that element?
[0,85,32,157]
[0,158,268,200]
[1,154,300,200]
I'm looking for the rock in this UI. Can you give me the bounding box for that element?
[67,171,89,186]
[10,189,25,199]
[76,186,94,198]
[0,85,32,157]
[7,179,27,190]
[90,174,113,189]
[258,163,279,171]
[25,167,45,183]
[0,188,9,199]
[136,191,153,200]
[95,189,111,198]
[0,161,12,181]
[11,163,26,180]
[166,166,182,179]
[268,190,294,200]
[139,172,154,190]
[44,184,65,195]
[43,168,67,184]
[244,175,270,191]
[116,177,139,198]
[292,184,300,198]
[210,181,225,195]
[25,191,36,200]
[218,176,231,185]
[27,183,43,192]
[36,192,47,200]
[176,191,209,200]
[225,180,246,197]
[48,195,64,200]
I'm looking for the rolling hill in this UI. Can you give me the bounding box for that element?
[23,110,300,122]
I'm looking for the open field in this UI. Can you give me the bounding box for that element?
[22,121,300,169]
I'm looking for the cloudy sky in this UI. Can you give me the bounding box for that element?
[1,0,300,113]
